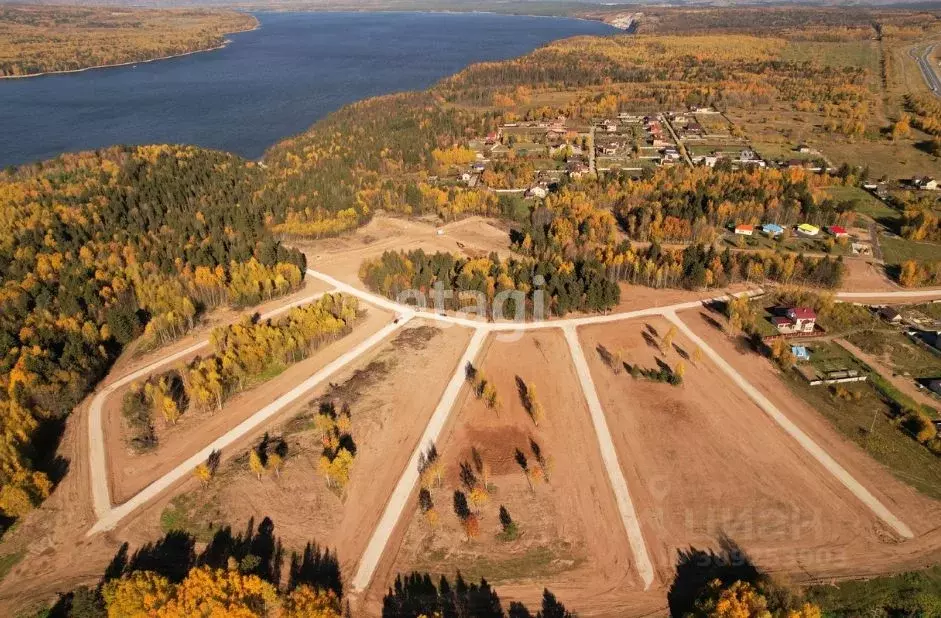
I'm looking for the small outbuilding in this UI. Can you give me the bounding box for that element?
[827,225,849,238]
[878,306,902,324]
[734,224,755,236]
[791,345,811,361]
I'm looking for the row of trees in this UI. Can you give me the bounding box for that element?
[314,401,356,490]
[0,145,307,521]
[360,249,621,318]
[118,294,358,454]
[185,294,358,413]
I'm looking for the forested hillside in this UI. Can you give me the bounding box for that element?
[0,5,256,77]
[0,146,305,521]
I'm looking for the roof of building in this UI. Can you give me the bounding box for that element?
[762,223,784,233]
[791,345,810,359]
[789,307,817,320]
[772,316,793,326]
[879,306,902,320]
[735,224,754,231]
[828,225,847,235]
[798,223,819,234]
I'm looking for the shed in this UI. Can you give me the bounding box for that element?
[791,345,810,361]
[878,307,902,323]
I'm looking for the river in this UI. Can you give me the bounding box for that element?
[0,11,614,168]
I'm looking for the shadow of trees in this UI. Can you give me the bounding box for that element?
[383,571,574,618]
[668,535,763,617]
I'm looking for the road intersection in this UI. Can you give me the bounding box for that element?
[84,268,941,592]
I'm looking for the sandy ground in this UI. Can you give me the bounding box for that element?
[841,258,898,292]
[578,318,910,583]
[300,215,518,288]
[671,309,941,572]
[364,330,644,617]
[612,282,753,314]
[159,321,473,576]
[106,306,393,504]
[0,320,470,615]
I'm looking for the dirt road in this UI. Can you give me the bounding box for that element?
[563,325,655,590]
[664,310,914,539]
[351,328,488,591]
[90,315,408,534]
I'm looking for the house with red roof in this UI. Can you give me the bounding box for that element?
[827,225,848,238]
[734,224,754,236]
[772,307,817,334]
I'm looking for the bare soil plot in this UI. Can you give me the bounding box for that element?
[106,306,393,504]
[301,215,516,287]
[156,321,473,584]
[673,308,941,571]
[578,316,922,582]
[0,321,470,615]
[373,330,639,615]
[842,258,897,291]
[610,281,754,314]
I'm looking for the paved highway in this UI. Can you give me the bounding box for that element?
[910,43,941,97]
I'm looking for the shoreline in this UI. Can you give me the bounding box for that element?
[0,18,259,81]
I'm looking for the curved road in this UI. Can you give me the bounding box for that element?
[910,42,941,97]
[85,269,941,592]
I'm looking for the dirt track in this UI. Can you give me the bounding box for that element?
[672,309,941,574]
[578,318,908,581]
[367,330,641,617]
[3,222,941,615]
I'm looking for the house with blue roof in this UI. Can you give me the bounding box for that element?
[762,223,784,237]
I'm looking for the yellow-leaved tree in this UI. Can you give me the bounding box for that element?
[282,585,342,618]
[101,570,174,618]
[154,566,278,618]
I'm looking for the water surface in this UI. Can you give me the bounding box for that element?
[0,12,614,168]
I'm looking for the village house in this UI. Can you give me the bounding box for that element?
[526,185,548,199]
[661,148,681,162]
[734,224,754,236]
[797,223,819,237]
[773,307,817,335]
[567,161,589,178]
[762,223,784,237]
[912,177,939,191]
[827,225,849,238]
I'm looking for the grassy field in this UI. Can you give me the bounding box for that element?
[912,302,941,321]
[845,329,941,378]
[410,541,581,584]
[881,235,941,265]
[782,368,941,500]
[0,550,23,583]
[781,40,881,73]
[824,185,899,224]
[804,342,868,375]
[805,563,941,616]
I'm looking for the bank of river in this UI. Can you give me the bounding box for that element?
[0,11,615,168]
